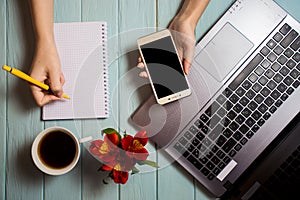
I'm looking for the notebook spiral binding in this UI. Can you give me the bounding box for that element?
[101,22,109,116]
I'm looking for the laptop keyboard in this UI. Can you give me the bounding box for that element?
[173,23,300,181]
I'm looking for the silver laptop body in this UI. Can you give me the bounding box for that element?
[132,0,300,197]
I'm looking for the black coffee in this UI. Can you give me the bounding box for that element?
[38,131,77,169]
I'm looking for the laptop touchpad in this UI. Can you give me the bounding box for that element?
[195,23,253,82]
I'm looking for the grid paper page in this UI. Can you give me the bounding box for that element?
[42,21,108,120]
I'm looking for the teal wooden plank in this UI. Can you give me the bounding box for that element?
[81,0,119,199]
[194,0,235,41]
[44,1,82,200]
[118,0,157,200]
[6,0,43,199]
[0,0,6,199]
[156,1,196,200]
[275,0,300,20]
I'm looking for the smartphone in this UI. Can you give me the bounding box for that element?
[137,29,192,105]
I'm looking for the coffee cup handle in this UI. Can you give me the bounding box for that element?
[79,136,93,144]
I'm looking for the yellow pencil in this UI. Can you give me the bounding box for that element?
[2,65,70,100]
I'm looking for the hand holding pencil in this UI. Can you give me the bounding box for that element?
[2,65,69,106]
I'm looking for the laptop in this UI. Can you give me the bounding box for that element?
[131,0,300,197]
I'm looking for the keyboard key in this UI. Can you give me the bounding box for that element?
[258,103,268,114]
[263,112,271,120]
[200,114,209,123]
[216,135,227,147]
[284,48,294,58]
[223,128,233,138]
[252,110,262,120]
[227,110,237,120]
[192,138,200,147]
[267,52,277,62]
[248,101,258,111]
[279,23,291,35]
[229,54,263,90]
[259,76,268,85]
[224,101,233,111]
[236,87,246,97]
[179,137,188,146]
[240,124,250,134]
[240,137,248,145]
[222,138,237,153]
[274,45,284,55]
[206,161,215,170]
[261,59,271,69]
[246,117,255,127]
[223,88,233,97]
[217,150,225,159]
[254,94,264,104]
[287,87,294,95]
[235,115,245,124]
[246,89,256,100]
[292,52,300,62]
[264,97,275,106]
[271,62,281,72]
[229,121,239,131]
[271,90,281,100]
[211,156,221,165]
[188,155,203,170]
[184,131,193,140]
[265,69,275,79]
[260,46,270,56]
[229,94,239,104]
[246,131,254,139]
[252,83,262,92]
[208,124,223,141]
[242,80,252,90]
[207,115,221,129]
[273,32,283,42]
[194,119,204,129]
[279,66,290,76]
[277,55,288,65]
[229,149,237,157]
[196,132,205,141]
[274,73,283,83]
[277,83,287,92]
[280,29,298,48]
[239,97,250,106]
[174,143,184,153]
[201,167,210,176]
[290,69,300,79]
[189,126,198,134]
[267,80,277,90]
[267,39,276,49]
[261,87,271,97]
[233,103,243,113]
[216,94,226,104]
[291,36,300,51]
[208,174,215,180]
[233,132,243,141]
[242,107,251,118]
[286,60,296,69]
[283,76,294,86]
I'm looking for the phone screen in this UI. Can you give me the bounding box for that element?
[140,36,189,99]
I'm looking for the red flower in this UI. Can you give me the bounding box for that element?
[121,130,149,161]
[89,129,156,185]
[112,169,129,184]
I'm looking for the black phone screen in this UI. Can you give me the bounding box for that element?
[140,36,189,99]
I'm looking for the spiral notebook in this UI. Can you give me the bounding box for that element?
[42,21,109,120]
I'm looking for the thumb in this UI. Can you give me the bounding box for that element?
[48,69,65,97]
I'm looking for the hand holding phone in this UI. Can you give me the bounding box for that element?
[137,29,192,105]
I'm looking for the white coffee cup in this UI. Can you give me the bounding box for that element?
[31,126,92,176]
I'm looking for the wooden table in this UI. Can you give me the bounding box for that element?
[1,0,299,199]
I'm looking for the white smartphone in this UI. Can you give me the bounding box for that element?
[137,29,192,105]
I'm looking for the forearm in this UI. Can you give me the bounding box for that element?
[29,0,55,44]
[176,0,210,29]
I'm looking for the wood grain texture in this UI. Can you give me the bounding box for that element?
[81,0,119,199]
[0,0,6,199]
[44,1,82,200]
[6,0,43,199]
[118,0,157,199]
[156,1,196,199]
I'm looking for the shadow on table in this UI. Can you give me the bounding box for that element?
[7,0,39,111]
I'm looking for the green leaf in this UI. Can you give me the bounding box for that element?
[131,166,140,174]
[101,128,121,140]
[102,128,119,135]
[137,160,159,168]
